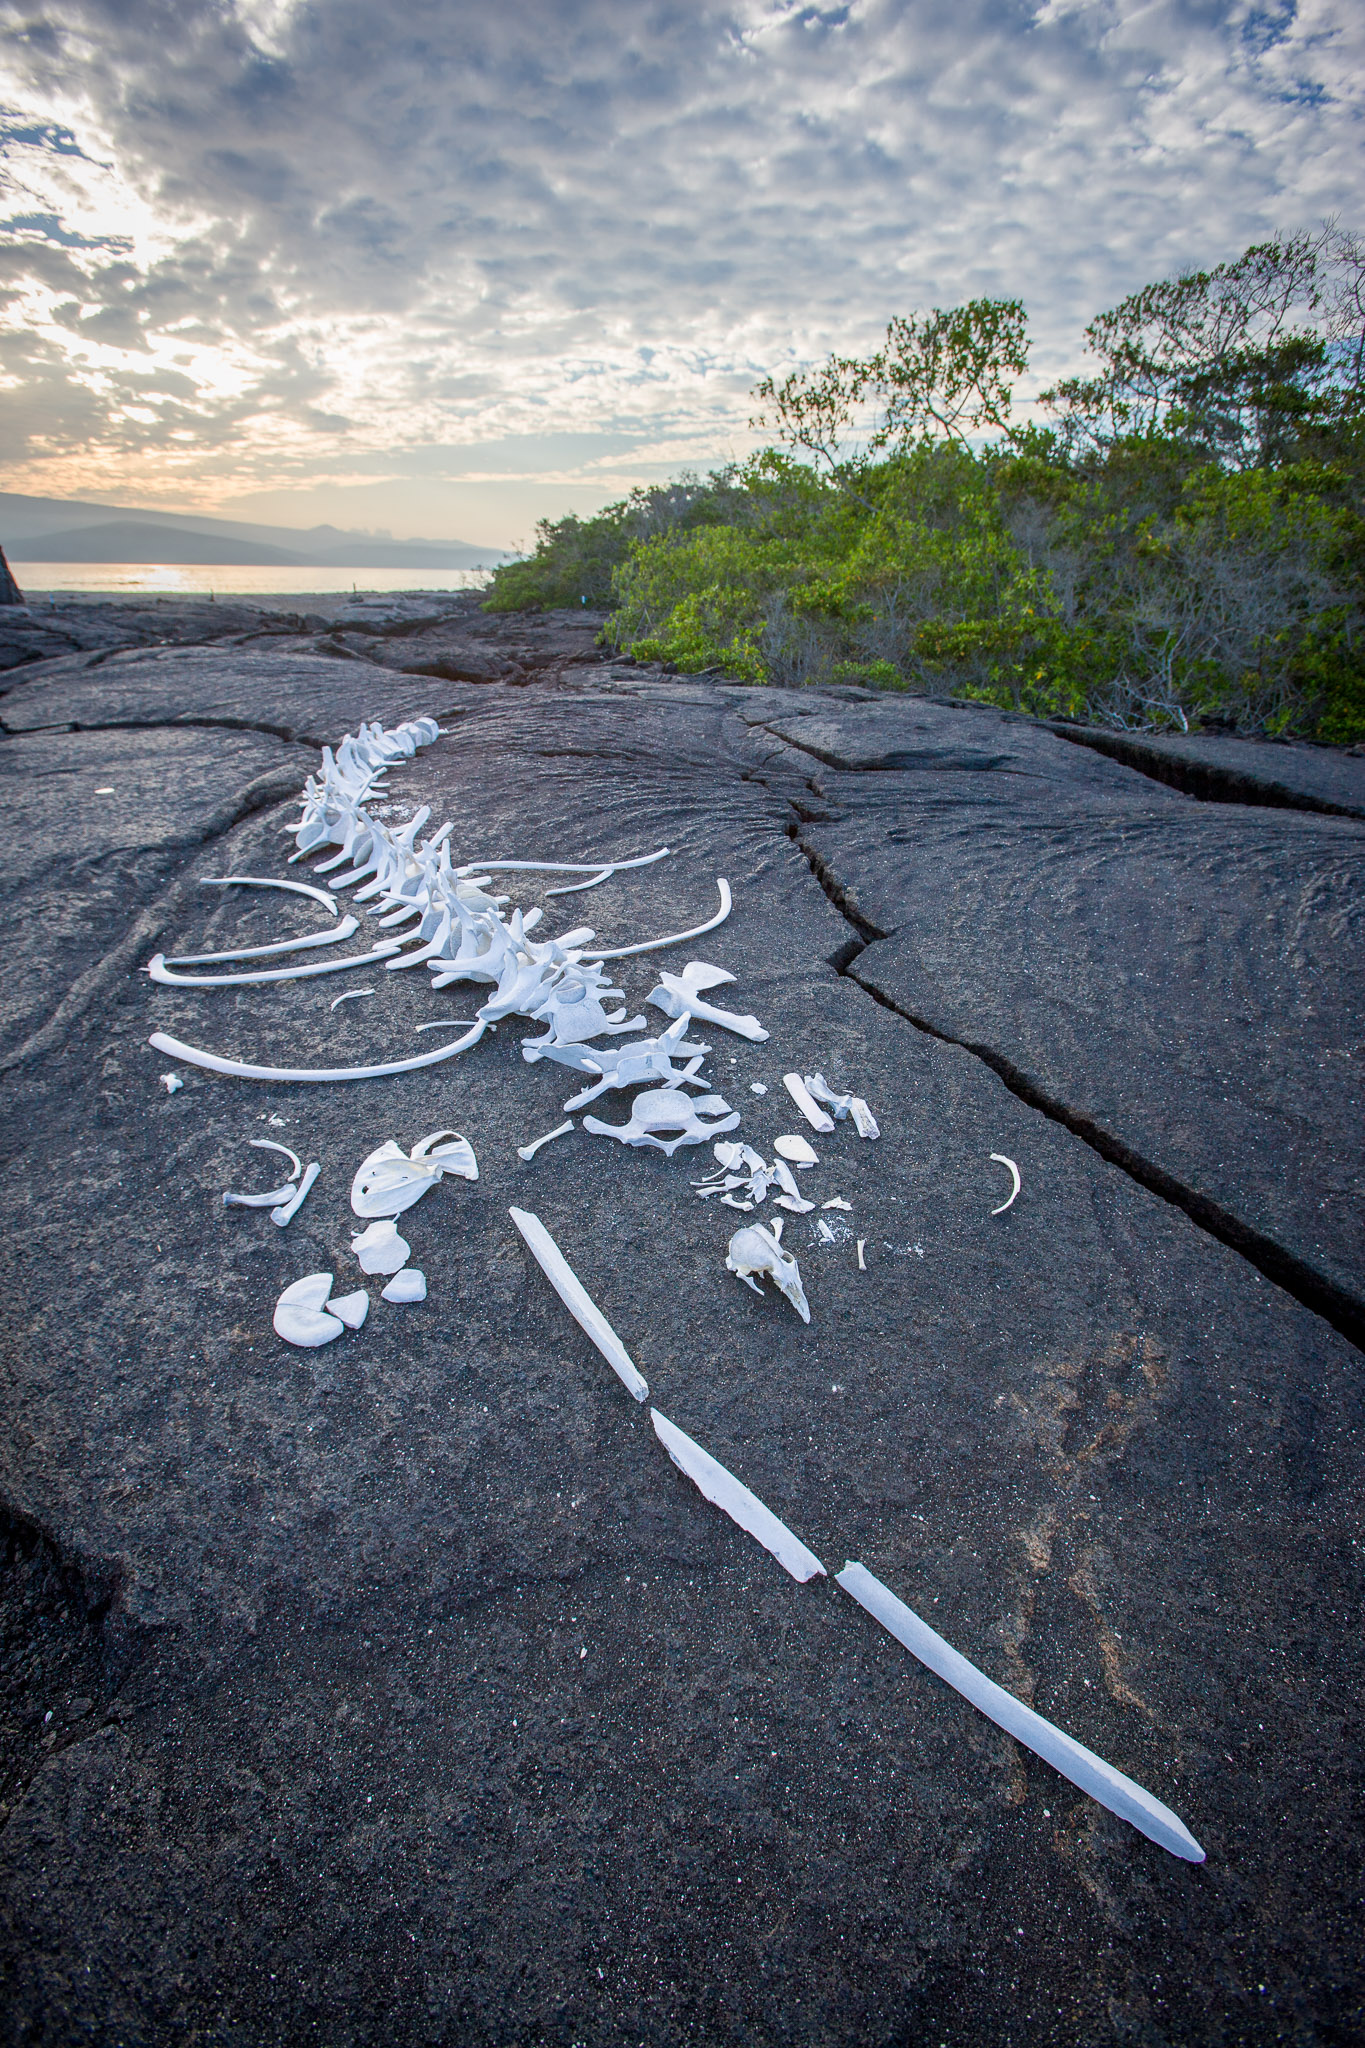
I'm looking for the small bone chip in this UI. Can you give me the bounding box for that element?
[351,1219,411,1275]
[805,1073,879,1140]
[725,1222,811,1323]
[382,1268,427,1303]
[774,1133,819,1166]
[328,1289,370,1329]
[835,1562,1204,1863]
[749,1082,768,1095]
[273,1273,344,1348]
[651,1409,825,1583]
[161,1073,184,1094]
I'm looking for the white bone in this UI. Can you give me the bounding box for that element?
[517,1120,574,1161]
[224,1178,297,1210]
[583,1088,740,1155]
[835,1563,1204,1862]
[273,1271,343,1347]
[509,1207,648,1402]
[161,1073,183,1093]
[749,1082,768,1095]
[146,940,405,987]
[774,1133,819,1166]
[250,1138,302,1179]
[414,1018,482,1032]
[328,1288,369,1329]
[783,1073,835,1133]
[382,1268,427,1303]
[816,1218,836,1244]
[351,1220,411,1275]
[330,987,374,1009]
[201,874,339,915]
[856,1238,866,1270]
[771,1158,814,1211]
[350,1132,476,1217]
[725,1221,810,1322]
[166,916,360,966]
[990,1153,1022,1215]
[650,1410,825,1582]
[647,960,769,1041]
[822,1198,853,1211]
[555,1017,711,1109]
[805,1073,880,1140]
[148,1018,487,1085]
[271,1160,320,1225]
[580,878,732,961]
[457,847,670,882]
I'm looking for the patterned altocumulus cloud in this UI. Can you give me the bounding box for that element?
[0,0,1361,540]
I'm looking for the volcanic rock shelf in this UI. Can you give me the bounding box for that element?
[0,617,1361,2047]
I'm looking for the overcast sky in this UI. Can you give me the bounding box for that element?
[0,0,1361,547]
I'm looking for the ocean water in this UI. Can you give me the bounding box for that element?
[13,563,496,599]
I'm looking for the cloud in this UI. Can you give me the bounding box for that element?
[0,0,1361,539]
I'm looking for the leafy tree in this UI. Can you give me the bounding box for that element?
[750,298,1028,466]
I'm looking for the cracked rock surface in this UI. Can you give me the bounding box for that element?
[0,611,1361,2046]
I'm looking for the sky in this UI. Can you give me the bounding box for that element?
[0,0,1361,550]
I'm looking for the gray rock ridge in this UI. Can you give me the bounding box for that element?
[0,661,1362,2041]
[1050,720,1365,820]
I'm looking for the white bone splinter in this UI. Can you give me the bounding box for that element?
[989,1153,1022,1215]
[725,1221,811,1322]
[783,1073,835,1133]
[508,1207,648,1402]
[651,1410,825,1582]
[647,961,769,1042]
[517,1120,574,1162]
[330,987,374,1009]
[835,1562,1205,1863]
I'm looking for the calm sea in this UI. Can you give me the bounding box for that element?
[14,564,495,599]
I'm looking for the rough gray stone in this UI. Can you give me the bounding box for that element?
[0,667,1360,2044]
[1051,722,1365,819]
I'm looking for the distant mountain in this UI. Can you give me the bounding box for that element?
[0,492,508,568]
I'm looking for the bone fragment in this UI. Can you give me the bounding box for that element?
[856,1238,866,1270]
[161,1073,184,1093]
[328,1289,369,1329]
[508,1207,648,1403]
[822,1198,853,1211]
[148,1018,487,1085]
[783,1073,835,1133]
[650,1410,825,1582]
[749,1082,768,1095]
[250,1138,302,1178]
[167,915,361,966]
[517,1120,574,1161]
[224,1178,297,1210]
[725,1221,810,1322]
[330,987,375,1009]
[580,878,732,961]
[583,1088,740,1155]
[382,1268,427,1303]
[146,941,405,988]
[835,1562,1205,1863]
[989,1154,1022,1215]
[272,1160,319,1225]
[201,874,339,915]
[648,961,769,1041]
[774,1133,819,1166]
[351,1220,411,1275]
[273,1273,344,1348]
[804,1073,880,1139]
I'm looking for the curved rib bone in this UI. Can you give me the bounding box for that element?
[148,1018,487,1085]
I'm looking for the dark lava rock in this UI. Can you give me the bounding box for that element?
[0,666,1361,2044]
[1052,723,1365,820]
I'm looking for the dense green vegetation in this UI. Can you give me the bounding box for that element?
[485,229,1365,741]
